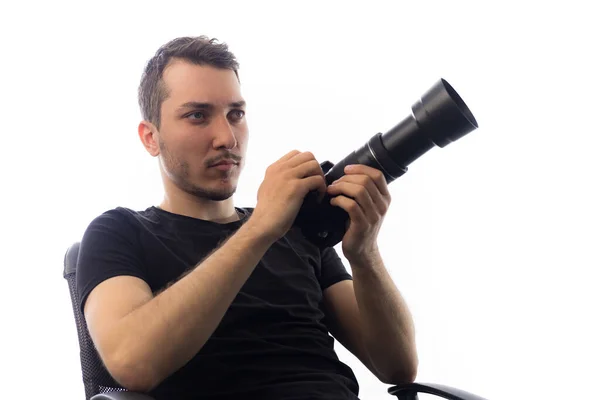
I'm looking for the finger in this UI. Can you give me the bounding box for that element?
[287,151,318,168]
[331,174,388,215]
[289,153,326,191]
[276,150,302,164]
[327,181,378,222]
[310,166,328,199]
[292,159,324,179]
[302,174,328,197]
[330,195,368,226]
[344,165,391,199]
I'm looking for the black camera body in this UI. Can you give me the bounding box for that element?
[294,78,479,249]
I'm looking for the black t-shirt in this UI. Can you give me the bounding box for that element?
[76,206,360,399]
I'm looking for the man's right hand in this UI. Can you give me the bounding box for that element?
[251,150,327,240]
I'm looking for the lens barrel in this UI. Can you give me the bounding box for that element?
[294,78,479,248]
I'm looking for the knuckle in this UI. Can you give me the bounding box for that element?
[378,202,388,213]
[289,181,301,194]
[266,164,280,176]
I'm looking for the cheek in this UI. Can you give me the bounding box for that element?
[236,126,249,148]
[162,136,208,167]
[171,125,212,153]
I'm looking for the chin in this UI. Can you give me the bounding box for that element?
[173,175,235,201]
[189,187,236,201]
[213,182,240,200]
[210,182,237,200]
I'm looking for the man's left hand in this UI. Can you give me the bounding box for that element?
[326,164,391,264]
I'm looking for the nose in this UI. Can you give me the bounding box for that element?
[212,116,237,150]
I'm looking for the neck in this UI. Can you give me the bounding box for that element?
[159,187,239,224]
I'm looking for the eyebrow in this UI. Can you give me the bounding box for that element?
[177,100,246,112]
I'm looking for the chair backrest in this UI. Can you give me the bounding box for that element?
[63,242,128,399]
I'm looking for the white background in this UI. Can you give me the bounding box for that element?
[1,1,599,399]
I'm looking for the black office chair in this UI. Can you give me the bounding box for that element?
[64,242,488,400]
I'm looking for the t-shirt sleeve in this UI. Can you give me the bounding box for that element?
[76,209,148,315]
[318,246,352,291]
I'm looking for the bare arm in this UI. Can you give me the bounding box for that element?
[84,218,276,392]
[323,256,418,385]
[350,251,418,383]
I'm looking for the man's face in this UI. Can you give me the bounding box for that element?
[156,60,248,201]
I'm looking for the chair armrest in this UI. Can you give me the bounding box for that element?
[388,382,488,400]
[90,392,156,400]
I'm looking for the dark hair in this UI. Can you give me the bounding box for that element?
[138,36,240,128]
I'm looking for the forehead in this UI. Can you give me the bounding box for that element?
[161,59,242,105]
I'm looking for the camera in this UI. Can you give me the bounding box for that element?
[294,78,479,249]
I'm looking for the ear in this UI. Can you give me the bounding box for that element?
[138,120,160,157]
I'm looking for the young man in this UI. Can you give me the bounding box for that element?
[76,36,418,400]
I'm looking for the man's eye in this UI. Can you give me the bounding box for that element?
[188,112,205,121]
[229,110,245,120]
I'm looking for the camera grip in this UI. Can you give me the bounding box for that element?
[293,160,350,249]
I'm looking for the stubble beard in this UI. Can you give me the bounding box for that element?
[159,139,237,201]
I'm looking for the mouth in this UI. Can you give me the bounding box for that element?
[209,160,239,171]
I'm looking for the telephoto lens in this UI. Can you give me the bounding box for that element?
[294,78,479,249]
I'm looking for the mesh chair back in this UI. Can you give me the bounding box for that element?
[63,242,128,399]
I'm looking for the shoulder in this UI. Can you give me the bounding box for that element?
[238,206,255,218]
[76,206,153,273]
[76,207,152,314]
[83,206,154,232]
[78,206,158,251]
